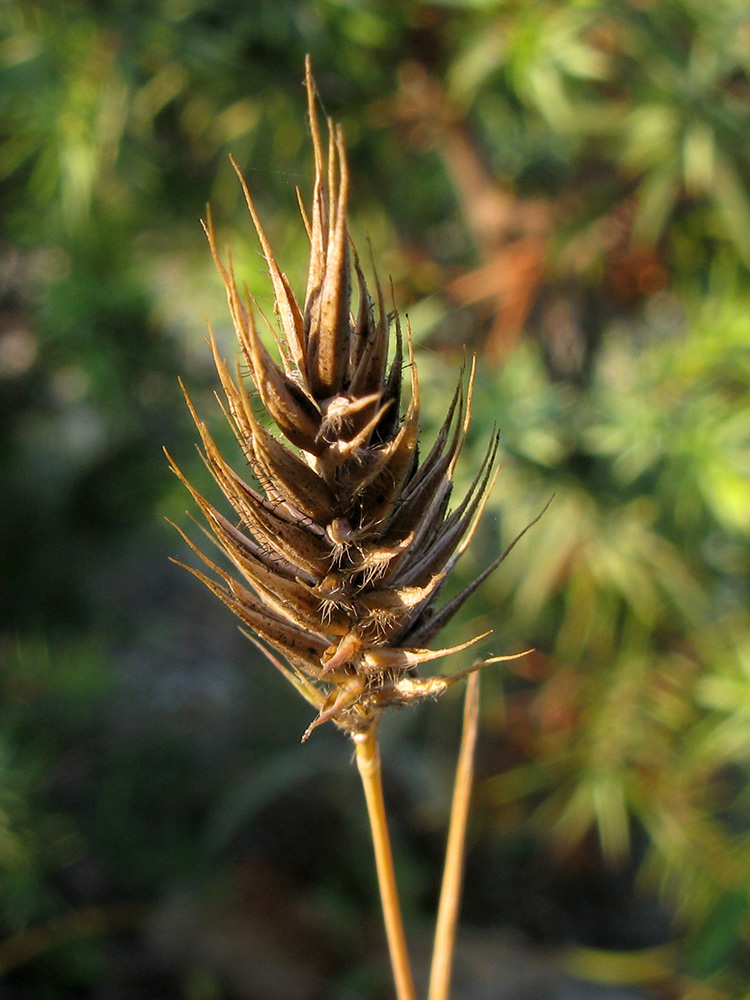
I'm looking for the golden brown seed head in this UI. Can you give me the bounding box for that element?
[168,57,522,741]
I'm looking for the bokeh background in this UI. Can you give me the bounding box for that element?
[2,1,750,997]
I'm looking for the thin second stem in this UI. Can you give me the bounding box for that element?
[428,672,480,1000]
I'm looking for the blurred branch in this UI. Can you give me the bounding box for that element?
[394,60,552,361]
[0,903,145,976]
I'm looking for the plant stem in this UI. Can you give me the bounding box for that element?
[354,722,418,1000]
[428,672,480,1000]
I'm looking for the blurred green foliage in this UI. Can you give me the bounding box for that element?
[2,0,750,997]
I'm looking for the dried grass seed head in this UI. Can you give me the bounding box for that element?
[169,57,525,741]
